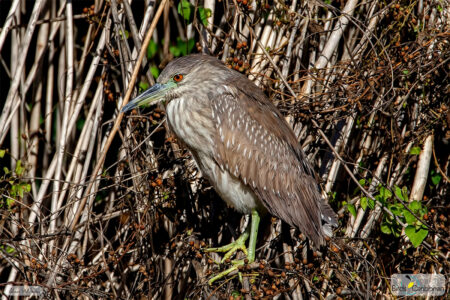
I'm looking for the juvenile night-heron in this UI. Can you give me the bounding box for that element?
[122,54,337,283]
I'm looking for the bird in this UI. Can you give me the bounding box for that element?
[122,54,337,284]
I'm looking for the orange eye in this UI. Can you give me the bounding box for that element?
[173,74,183,82]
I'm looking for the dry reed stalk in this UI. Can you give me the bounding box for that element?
[0,0,448,298]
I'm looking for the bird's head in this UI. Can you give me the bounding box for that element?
[121,54,233,113]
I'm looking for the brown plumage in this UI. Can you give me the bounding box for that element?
[123,54,337,247]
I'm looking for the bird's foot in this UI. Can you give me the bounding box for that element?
[208,260,244,285]
[205,209,260,285]
[204,231,249,263]
[207,259,248,285]
[204,233,258,285]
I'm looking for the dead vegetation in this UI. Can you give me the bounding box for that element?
[0,0,449,298]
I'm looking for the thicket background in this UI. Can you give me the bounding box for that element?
[0,0,448,298]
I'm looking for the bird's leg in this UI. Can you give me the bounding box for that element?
[246,208,260,263]
[204,224,249,263]
[207,209,260,285]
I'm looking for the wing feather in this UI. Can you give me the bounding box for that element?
[209,85,337,246]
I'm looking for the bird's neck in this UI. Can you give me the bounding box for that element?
[165,96,216,155]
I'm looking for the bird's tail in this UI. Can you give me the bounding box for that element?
[320,200,338,238]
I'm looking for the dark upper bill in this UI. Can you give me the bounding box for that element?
[121,82,176,113]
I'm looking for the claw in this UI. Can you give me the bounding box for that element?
[204,231,249,262]
[208,260,245,285]
[204,209,261,285]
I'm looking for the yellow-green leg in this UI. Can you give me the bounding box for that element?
[204,226,249,263]
[205,209,260,285]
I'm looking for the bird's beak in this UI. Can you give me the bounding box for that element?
[121,82,176,113]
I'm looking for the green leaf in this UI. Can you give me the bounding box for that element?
[401,186,409,201]
[361,197,367,211]
[403,209,416,225]
[375,194,384,206]
[368,197,375,210]
[178,0,194,22]
[6,197,15,208]
[76,118,85,131]
[11,185,17,197]
[169,45,181,57]
[405,225,428,248]
[409,146,421,155]
[389,203,403,216]
[170,37,195,57]
[198,7,211,27]
[409,200,421,211]
[379,186,392,201]
[347,203,357,217]
[0,149,5,158]
[394,185,404,201]
[18,186,25,198]
[15,160,24,176]
[139,82,149,92]
[0,245,16,254]
[381,217,402,237]
[358,179,366,186]
[119,29,129,39]
[11,183,31,198]
[431,172,442,186]
[231,290,241,297]
[381,222,393,234]
[150,66,160,79]
[402,70,409,75]
[328,191,337,200]
[147,40,158,59]
[361,196,380,210]
[394,185,409,202]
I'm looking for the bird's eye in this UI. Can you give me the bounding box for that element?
[173,74,183,82]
